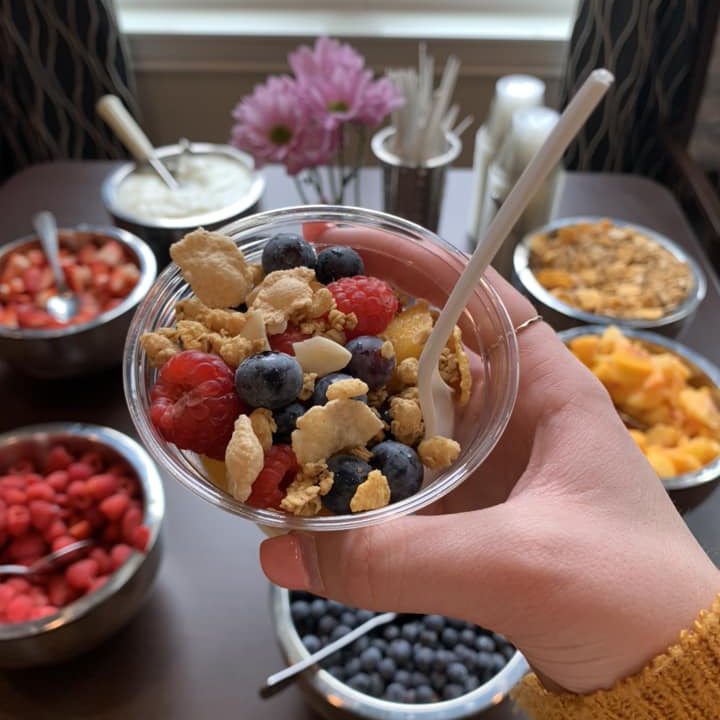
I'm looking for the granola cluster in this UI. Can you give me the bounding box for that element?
[529,220,694,320]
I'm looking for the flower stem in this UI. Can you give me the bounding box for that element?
[293,176,310,205]
[309,167,327,204]
[326,164,339,205]
[353,124,366,206]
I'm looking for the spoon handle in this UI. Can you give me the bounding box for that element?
[260,611,397,698]
[96,95,179,191]
[33,211,69,294]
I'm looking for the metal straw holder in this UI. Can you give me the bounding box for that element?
[371,126,462,232]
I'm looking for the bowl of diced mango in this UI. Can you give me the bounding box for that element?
[559,325,720,490]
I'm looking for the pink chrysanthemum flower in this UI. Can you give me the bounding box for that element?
[230,76,336,175]
[290,37,404,131]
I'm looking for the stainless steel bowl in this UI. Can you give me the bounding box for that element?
[270,586,529,719]
[0,224,156,379]
[101,142,265,266]
[514,217,707,336]
[559,325,720,491]
[0,423,164,668]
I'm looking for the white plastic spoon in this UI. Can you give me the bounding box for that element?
[418,69,615,439]
[96,94,179,190]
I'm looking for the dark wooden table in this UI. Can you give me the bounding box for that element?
[0,163,719,720]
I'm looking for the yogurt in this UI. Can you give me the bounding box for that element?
[115,152,254,221]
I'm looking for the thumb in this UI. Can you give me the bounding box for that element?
[260,507,518,627]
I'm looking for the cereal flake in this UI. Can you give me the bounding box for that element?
[389,396,424,446]
[396,357,419,388]
[280,474,322,516]
[326,378,369,401]
[249,408,276,453]
[418,435,461,469]
[292,399,384,464]
[367,388,389,408]
[225,414,264,502]
[350,470,391,512]
[170,229,253,308]
[248,267,316,334]
[299,373,317,401]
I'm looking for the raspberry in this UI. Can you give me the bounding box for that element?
[268,325,311,355]
[246,445,299,509]
[150,350,243,460]
[327,276,399,339]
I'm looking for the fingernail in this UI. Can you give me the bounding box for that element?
[260,533,323,592]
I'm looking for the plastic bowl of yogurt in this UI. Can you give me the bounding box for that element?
[102,142,265,266]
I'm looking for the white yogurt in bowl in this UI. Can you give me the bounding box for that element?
[115,153,254,222]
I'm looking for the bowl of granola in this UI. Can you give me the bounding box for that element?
[513,217,706,335]
[123,206,520,531]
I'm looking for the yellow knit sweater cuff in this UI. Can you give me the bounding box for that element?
[512,594,720,720]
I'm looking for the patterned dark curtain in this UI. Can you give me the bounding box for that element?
[0,0,139,183]
[561,0,717,180]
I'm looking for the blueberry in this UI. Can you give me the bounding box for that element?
[454,645,476,665]
[383,624,400,641]
[475,635,495,653]
[302,634,321,653]
[328,665,345,680]
[394,669,411,686]
[475,651,493,671]
[344,336,395,391]
[459,628,476,646]
[324,651,342,666]
[341,611,358,628]
[290,600,310,623]
[318,615,338,636]
[388,639,412,665]
[356,609,375,623]
[347,672,371,693]
[370,441,424,504]
[443,683,465,700]
[430,671,447,691]
[316,246,365,284]
[501,644,516,661]
[330,624,352,641]
[326,599,345,616]
[322,456,372,514]
[422,614,445,633]
[378,657,396,680]
[235,351,303,409]
[492,631,508,645]
[490,652,507,673]
[385,682,407,702]
[369,672,385,697]
[262,233,317,273]
[413,646,434,671]
[352,636,371,653]
[464,675,481,693]
[447,662,469,684]
[433,649,456,672]
[272,402,305,444]
[371,638,388,652]
[361,646,382,672]
[416,685,435,703]
[310,599,327,618]
[419,629,439,646]
[311,372,367,406]
[345,657,362,677]
[401,622,420,642]
[441,627,459,648]
[410,671,429,687]
[447,618,465,629]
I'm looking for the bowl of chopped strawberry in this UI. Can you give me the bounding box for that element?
[0,225,156,378]
[124,206,519,531]
[0,422,164,668]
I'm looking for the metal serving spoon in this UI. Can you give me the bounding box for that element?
[32,210,81,323]
[0,539,92,577]
[260,611,398,698]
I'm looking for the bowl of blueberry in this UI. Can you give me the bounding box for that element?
[124,205,519,531]
[270,586,529,718]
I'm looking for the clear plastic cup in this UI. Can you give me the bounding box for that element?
[123,206,519,531]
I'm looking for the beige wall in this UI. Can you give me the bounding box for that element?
[128,34,566,168]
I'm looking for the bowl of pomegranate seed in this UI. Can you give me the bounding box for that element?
[0,225,156,379]
[0,422,164,668]
[123,205,519,533]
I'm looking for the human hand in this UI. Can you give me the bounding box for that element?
[261,226,720,694]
